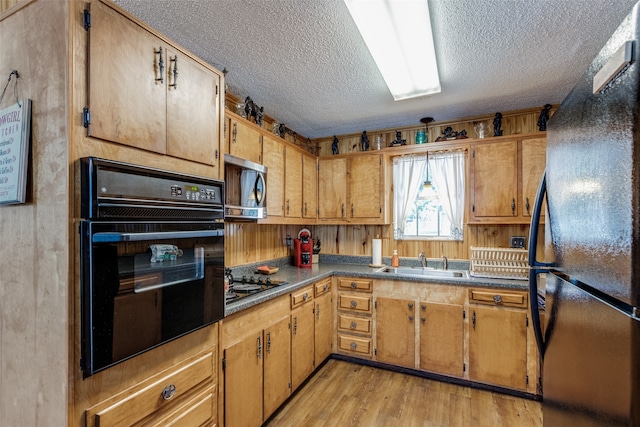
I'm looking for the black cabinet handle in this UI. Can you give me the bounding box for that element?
[169,55,178,88]
[155,47,164,84]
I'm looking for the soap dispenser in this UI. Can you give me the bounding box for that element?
[391,250,399,268]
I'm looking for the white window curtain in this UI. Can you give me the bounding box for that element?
[393,155,427,239]
[429,151,465,240]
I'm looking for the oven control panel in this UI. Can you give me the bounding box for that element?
[96,167,224,206]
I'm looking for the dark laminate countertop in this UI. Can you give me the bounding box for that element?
[225,255,529,316]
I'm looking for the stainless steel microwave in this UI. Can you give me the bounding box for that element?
[224,154,267,220]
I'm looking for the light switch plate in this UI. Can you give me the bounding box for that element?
[510,236,526,249]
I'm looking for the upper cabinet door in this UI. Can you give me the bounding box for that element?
[262,135,285,218]
[471,140,518,218]
[285,147,303,218]
[228,117,262,164]
[302,153,318,219]
[349,154,382,219]
[520,137,546,218]
[166,47,220,166]
[318,157,348,219]
[87,0,166,154]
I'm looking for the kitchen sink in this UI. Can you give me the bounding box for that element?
[377,266,469,279]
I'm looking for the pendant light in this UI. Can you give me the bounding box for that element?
[419,152,438,201]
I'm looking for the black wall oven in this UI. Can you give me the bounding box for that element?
[79,157,225,378]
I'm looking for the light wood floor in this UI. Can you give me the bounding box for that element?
[265,359,542,427]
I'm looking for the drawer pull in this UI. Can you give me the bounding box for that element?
[350,342,357,350]
[161,384,176,401]
[350,321,357,329]
[421,304,426,310]
[493,295,503,304]
[408,303,414,309]
[303,292,309,301]
[350,300,357,308]
[351,281,357,289]
[323,284,329,292]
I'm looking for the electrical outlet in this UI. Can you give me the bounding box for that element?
[510,236,526,249]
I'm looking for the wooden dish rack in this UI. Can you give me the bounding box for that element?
[469,247,529,280]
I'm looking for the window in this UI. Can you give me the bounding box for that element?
[393,151,465,240]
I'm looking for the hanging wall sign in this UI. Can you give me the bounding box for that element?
[0,99,31,205]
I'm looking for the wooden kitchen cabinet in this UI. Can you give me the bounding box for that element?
[468,289,529,390]
[224,314,291,426]
[318,153,385,223]
[419,302,464,377]
[302,152,318,220]
[223,332,263,427]
[227,113,263,164]
[470,139,518,219]
[521,137,547,218]
[314,278,333,365]
[349,154,384,221]
[469,134,546,223]
[85,346,217,427]
[291,286,315,390]
[375,297,415,368]
[87,0,222,170]
[263,316,292,421]
[262,134,285,218]
[285,146,303,219]
[318,157,347,220]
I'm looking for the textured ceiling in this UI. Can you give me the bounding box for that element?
[113,0,638,139]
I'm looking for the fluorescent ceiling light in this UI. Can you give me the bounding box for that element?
[344,0,441,101]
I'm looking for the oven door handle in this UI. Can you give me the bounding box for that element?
[92,229,224,243]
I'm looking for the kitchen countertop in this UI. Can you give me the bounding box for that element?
[225,256,529,316]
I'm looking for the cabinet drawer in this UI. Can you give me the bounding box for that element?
[338,314,372,334]
[291,286,313,309]
[87,351,214,427]
[469,289,528,308]
[146,385,216,427]
[338,278,372,292]
[338,334,372,356]
[314,279,332,297]
[338,293,372,314]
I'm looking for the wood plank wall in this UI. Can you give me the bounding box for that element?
[225,222,544,267]
[0,2,69,427]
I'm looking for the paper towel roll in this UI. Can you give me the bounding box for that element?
[372,239,382,266]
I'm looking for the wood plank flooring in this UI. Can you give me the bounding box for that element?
[265,359,542,427]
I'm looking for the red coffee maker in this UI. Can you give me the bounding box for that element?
[293,228,312,268]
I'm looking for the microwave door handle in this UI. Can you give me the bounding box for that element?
[92,229,224,243]
[255,173,266,205]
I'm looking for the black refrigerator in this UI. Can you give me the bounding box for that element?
[528,2,640,426]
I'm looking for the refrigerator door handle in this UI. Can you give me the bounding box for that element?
[528,170,554,268]
[528,170,555,359]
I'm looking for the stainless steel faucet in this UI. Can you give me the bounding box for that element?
[441,255,448,270]
[418,251,427,268]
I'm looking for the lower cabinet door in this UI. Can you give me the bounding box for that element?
[419,302,464,377]
[468,305,528,390]
[314,291,333,365]
[375,297,415,368]
[291,303,315,390]
[224,333,263,427]
[263,316,292,421]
